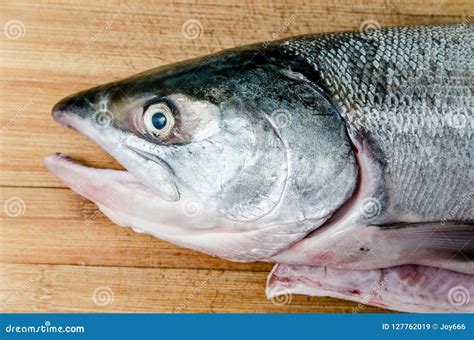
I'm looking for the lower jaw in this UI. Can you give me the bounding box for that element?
[44,153,317,262]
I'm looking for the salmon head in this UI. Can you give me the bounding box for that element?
[45,45,357,261]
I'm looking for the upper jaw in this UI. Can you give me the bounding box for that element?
[49,109,180,202]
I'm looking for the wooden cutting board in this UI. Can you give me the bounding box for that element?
[0,0,470,313]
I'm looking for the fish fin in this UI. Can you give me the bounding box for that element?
[266,263,474,313]
[375,221,474,260]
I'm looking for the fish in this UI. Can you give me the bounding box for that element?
[45,24,473,313]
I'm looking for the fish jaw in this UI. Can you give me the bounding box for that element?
[44,153,143,227]
[45,153,329,261]
[44,153,184,228]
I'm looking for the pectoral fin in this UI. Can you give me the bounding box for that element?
[376,221,474,260]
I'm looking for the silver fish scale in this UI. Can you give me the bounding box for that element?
[281,25,473,222]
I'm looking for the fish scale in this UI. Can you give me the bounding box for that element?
[281,24,473,222]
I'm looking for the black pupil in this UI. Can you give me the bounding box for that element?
[151,112,167,130]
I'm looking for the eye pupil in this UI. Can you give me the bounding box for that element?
[151,112,167,130]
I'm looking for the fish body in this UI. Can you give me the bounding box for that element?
[45,24,473,313]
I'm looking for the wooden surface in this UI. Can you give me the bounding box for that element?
[0,0,471,313]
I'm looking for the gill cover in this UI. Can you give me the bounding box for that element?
[210,62,357,226]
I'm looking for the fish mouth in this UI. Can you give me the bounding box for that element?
[43,152,222,250]
[44,109,203,240]
[44,150,316,262]
[46,107,179,205]
[44,152,157,227]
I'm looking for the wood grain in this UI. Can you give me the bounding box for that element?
[0,263,391,313]
[0,0,470,313]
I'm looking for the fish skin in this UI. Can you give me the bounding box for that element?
[271,24,474,273]
[281,24,473,223]
[46,24,473,313]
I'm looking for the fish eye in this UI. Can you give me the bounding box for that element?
[143,102,175,138]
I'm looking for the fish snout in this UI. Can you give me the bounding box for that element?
[52,88,102,124]
[52,99,74,125]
